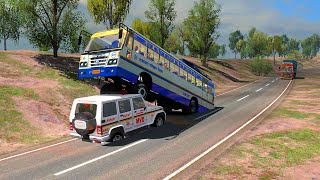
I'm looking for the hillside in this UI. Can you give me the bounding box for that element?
[0,50,262,154]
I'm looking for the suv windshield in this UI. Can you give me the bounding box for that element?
[85,34,121,52]
[75,103,97,117]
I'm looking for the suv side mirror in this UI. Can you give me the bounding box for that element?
[78,35,82,46]
[119,29,123,39]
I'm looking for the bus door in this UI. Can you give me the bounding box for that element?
[203,79,209,107]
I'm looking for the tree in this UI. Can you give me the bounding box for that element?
[165,28,183,54]
[208,42,220,58]
[301,37,313,59]
[228,30,243,59]
[236,39,246,59]
[20,0,86,57]
[87,0,132,29]
[310,34,320,57]
[145,0,176,48]
[219,44,226,57]
[132,18,154,40]
[184,0,221,67]
[280,34,289,57]
[0,0,22,50]
[267,35,282,64]
[300,34,320,59]
[288,37,300,54]
[246,29,268,58]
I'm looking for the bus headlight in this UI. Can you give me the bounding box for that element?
[80,62,88,67]
[108,59,118,65]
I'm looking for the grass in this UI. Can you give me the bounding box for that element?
[249,129,320,167]
[213,129,320,178]
[0,86,49,144]
[212,165,243,175]
[271,107,311,119]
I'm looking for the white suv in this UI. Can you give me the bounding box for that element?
[69,94,166,144]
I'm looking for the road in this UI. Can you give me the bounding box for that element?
[0,76,291,180]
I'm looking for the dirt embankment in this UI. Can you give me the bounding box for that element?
[0,50,260,155]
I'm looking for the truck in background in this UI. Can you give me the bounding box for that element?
[279,59,298,79]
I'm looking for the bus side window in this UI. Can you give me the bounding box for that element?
[179,68,187,80]
[125,34,133,50]
[133,40,141,53]
[154,51,159,63]
[125,34,133,58]
[160,56,168,69]
[140,43,147,57]
[203,83,208,93]
[196,78,202,89]
[147,49,154,61]
[188,73,195,85]
[170,62,178,75]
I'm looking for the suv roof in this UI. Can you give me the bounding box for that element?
[75,94,141,103]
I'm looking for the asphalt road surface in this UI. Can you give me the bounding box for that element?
[0,76,291,180]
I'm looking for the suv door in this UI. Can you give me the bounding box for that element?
[102,101,118,134]
[132,97,147,127]
[118,99,133,131]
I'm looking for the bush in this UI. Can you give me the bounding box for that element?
[250,59,273,76]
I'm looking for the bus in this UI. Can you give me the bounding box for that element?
[78,23,215,113]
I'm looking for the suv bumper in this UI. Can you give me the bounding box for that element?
[70,132,110,143]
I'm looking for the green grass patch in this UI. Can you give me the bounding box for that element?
[248,129,320,168]
[35,66,61,79]
[290,100,318,106]
[212,165,243,175]
[0,86,47,144]
[0,86,39,100]
[271,107,311,119]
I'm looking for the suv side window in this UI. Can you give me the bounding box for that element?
[132,97,145,110]
[119,99,131,113]
[103,102,117,117]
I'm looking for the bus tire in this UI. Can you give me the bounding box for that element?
[183,98,198,114]
[100,84,117,94]
[136,83,148,99]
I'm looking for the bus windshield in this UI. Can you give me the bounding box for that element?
[85,34,122,52]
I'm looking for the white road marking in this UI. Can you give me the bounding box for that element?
[236,95,249,102]
[266,84,270,87]
[256,88,263,92]
[163,80,292,180]
[276,78,279,80]
[0,138,77,162]
[54,139,148,176]
[272,80,275,83]
[216,81,255,97]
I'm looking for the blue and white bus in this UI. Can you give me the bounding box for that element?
[78,24,215,113]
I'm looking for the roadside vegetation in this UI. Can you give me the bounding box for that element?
[196,60,320,179]
[0,51,97,151]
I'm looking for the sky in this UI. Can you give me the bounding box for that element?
[2,0,320,58]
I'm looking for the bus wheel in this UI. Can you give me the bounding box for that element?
[100,84,117,94]
[136,83,148,99]
[183,98,198,114]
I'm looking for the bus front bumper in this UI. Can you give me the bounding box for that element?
[78,67,118,78]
